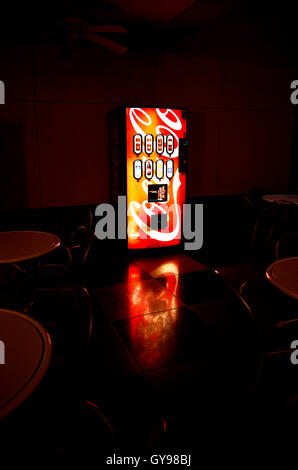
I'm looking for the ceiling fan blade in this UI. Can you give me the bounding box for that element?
[82,25,127,34]
[81,33,128,54]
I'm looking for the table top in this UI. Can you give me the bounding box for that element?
[266,257,298,300]
[0,231,61,264]
[262,194,298,205]
[0,308,52,420]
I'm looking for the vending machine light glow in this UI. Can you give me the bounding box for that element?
[109,107,188,250]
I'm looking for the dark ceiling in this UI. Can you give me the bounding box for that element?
[0,0,297,55]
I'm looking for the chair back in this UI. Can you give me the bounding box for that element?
[27,285,93,366]
[275,231,298,260]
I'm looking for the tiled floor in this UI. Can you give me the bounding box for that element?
[76,250,260,461]
[156,269,230,305]
[114,307,211,372]
[134,253,207,278]
[7,249,265,463]
[93,278,184,321]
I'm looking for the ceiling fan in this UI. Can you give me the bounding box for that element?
[51,17,128,59]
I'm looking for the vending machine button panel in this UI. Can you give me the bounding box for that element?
[178,138,188,173]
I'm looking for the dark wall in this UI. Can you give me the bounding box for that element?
[0,14,295,209]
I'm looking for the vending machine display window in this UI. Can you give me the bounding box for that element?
[148,184,168,203]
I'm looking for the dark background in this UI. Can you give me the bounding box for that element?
[0,0,297,209]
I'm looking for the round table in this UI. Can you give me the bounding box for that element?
[262,194,298,205]
[0,231,61,264]
[266,257,298,300]
[0,308,52,420]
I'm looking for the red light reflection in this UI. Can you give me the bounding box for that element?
[129,309,180,370]
[127,260,182,370]
[127,264,143,283]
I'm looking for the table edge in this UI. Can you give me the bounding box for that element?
[0,231,61,264]
[0,309,52,421]
[266,257,298,301]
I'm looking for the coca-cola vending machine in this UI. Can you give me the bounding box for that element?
[109,106,188,250]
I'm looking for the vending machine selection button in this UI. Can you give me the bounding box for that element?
[166,159,174,179]
[166,134,174,155]
[133,159,142,180]
[145,159,154,179]
[145,134,154,155]
[133,134,142,155]
[156,159,164,180]
[156,134,164,155]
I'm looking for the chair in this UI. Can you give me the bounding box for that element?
[0,397,114,463]
[243,191,262,255]
[215,262,266,291]
[244,189,275,258]
[67,219,95,267]
[63,207,95,268]
[52,399,115,459]
[239,278,298,350]
[213,192,270,290]
[210,270,261,383]
[240,277,298,462]
[26,285,93,369]
[275,231,298,260]
[35,244,73,288]
[36,207,95,285]
[0,263,32,311]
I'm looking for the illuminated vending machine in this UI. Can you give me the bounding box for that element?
[109,107,188,250]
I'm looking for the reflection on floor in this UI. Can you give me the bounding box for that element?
[78,251,258,464]
[6,250,261,464]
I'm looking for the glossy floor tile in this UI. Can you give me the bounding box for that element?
[189,298,236,331]
[143,358,211,398]
[86,322,141,378]
[114,307,211,372]
[84,259,152,287]
[92,279,185,321]
[215,262,267,289]
[156,269,229,305]
[134,253,206,278]
[189,292,257,351]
